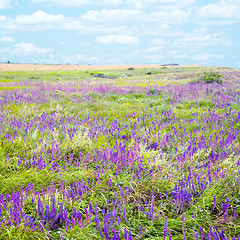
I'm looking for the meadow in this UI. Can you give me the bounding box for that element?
[0,65,240,239]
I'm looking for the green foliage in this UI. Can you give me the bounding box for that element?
[89,72,118,79]
[146,71,163,75]
[192,71,223,84]
[29,76,39,80]
[148,88,162,95]
[0,78,16,83]
[0,86,25,90]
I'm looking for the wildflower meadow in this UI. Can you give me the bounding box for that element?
[0,66,240,239]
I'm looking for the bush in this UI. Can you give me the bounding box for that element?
[192,71,222,84]
[128,67,135,70]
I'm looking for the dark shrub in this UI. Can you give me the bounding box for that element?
[192,71,222,84]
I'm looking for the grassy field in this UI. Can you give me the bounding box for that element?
[0,65,240,239]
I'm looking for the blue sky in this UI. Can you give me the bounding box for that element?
[0,0,240,68]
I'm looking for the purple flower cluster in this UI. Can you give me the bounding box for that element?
[0,184,93,231]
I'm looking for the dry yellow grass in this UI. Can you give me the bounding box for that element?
[0,63,201,71]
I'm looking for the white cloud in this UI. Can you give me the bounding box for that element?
[79,42,90,46]
[61,20,86,31]
[124,0,195,10]
[81,9,141,22]
[144,54,165,63]
[61,18,129,35]
[0,11,70,31]
[5,11,129,34]
[145,46,162,53]
[168,50,177,55]
[151,38,166,45]
[173,54,188,59]
[148,9,191,24]
[199,20,236,26]
[174,31,231,48]
[130,23,182,37]
[65,54,99,64]
[198,0,239,18]
[81,8,190,24]
[192,53,223,61]
[0,42,52,62]
[0,36,14,43]
[12,42,52,56]
[130,47,163,56]
[132,50,140,56]
[0,15,8,23]
[32,0,195,9]
[96,0,122,6]
[32,0,92,7]
[96,35,139,44]
[0,15,16,31]
[130,46,164,61]
[0,7,189,37]
[0,0,12,9]
[15,10,66,25]
[69,21,132,40]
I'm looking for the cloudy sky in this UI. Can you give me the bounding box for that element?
[0,0,240,67]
